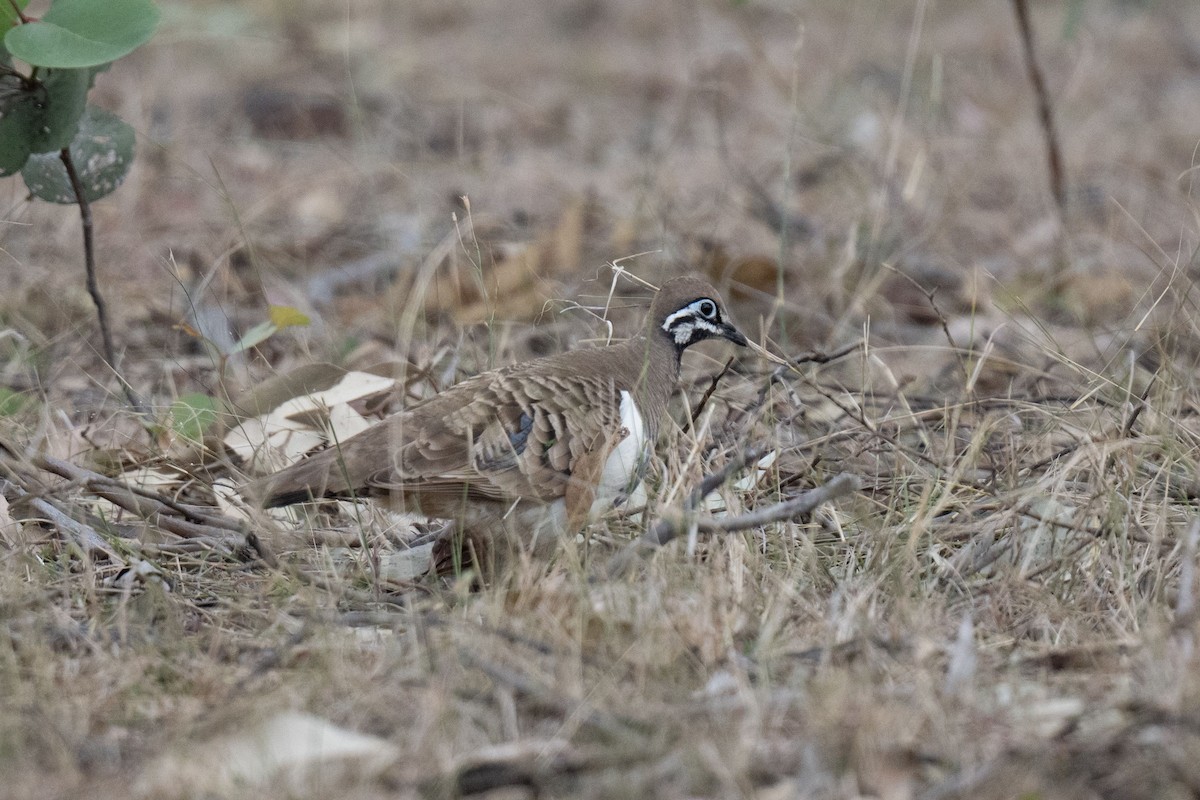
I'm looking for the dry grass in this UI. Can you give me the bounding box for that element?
[4,0,1200,797]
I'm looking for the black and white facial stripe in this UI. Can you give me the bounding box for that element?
[661,297,730,348]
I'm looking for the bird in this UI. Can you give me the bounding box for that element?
[248,275,747,556]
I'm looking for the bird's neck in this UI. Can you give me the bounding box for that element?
[621,331,681,436]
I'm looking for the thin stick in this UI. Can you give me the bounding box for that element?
[58,148,146,413]
[791,338,863,366]
[605,466,860,577]
[0,448,251,547]
[34,455,245,531]
[1011,0,1067,214]
[679,447,767,517]
[654,472,861,541]
[27,453,250,541]
[883,264,967,379]
[685,358,735,433]
[0,479,123,562]
[5,0,30,24]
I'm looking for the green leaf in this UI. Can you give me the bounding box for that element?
[21,104,134,203]
[229,320,278,355]
[169,392,218,443]
[0,74,39,175]
[0,65,95,174]
[28,67,92,152]
[5,0,159,68]
[0,0,30,32]
[230,307,311,355]
[0,386,29,416]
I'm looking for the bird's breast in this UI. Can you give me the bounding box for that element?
[590,390,651,517]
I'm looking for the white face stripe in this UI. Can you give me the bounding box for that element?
[662,299,716,330]
[663,300,723,346]
[662,307,692,330]
[662,299,721,345]
[671,321,695,345]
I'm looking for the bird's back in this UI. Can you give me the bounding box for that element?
[255,336,668,512]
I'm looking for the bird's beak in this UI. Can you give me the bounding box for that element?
[721,322,748,347]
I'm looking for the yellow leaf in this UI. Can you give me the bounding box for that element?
[268,305,311,329]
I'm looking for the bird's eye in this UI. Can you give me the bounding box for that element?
[698,300,717,318]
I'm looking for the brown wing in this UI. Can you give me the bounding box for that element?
[255,370,625,510]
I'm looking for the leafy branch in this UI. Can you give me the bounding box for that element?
[1,0,159,411]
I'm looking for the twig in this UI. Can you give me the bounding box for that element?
[5,0,30,24]
[33,455,245,532]
[791,338,863,366]
[1,449,252,548]
[594,446,770,579]
[883,265,968,379]
[58,147,146,413]
[1011,0,1066,215]
[126,537,247,555]
[1118,373,1155,440]
[685,358,734,433]
[28,454,247,540]
[0,478,123,562]
[654,472,861,542]
[605,449,766,577]
[606,468,860,577]
[679,447,767,516]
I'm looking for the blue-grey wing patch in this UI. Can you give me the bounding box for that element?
[508,412,533,454]
[474,411,534,472]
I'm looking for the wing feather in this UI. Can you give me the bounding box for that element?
[257,354,641,513]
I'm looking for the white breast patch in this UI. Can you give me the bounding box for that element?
[590,390,649,518]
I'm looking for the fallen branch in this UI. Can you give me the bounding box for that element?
[0,478,123,563]
[30,454,248,539]
[606,465,861,577]
[654,472,861,544]
[0,446,416,606]
[678,447,768,517]
[0,446,258,560]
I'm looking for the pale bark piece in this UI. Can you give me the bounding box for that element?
[135,711,398,799]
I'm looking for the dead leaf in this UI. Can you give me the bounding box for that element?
[1060,269,1135,326]
[379,542,435,582]
[136,710,397,799]
[225,370,396,474]
[230,362,351,420]
[412,196,589,324]
[0,493,23,546]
